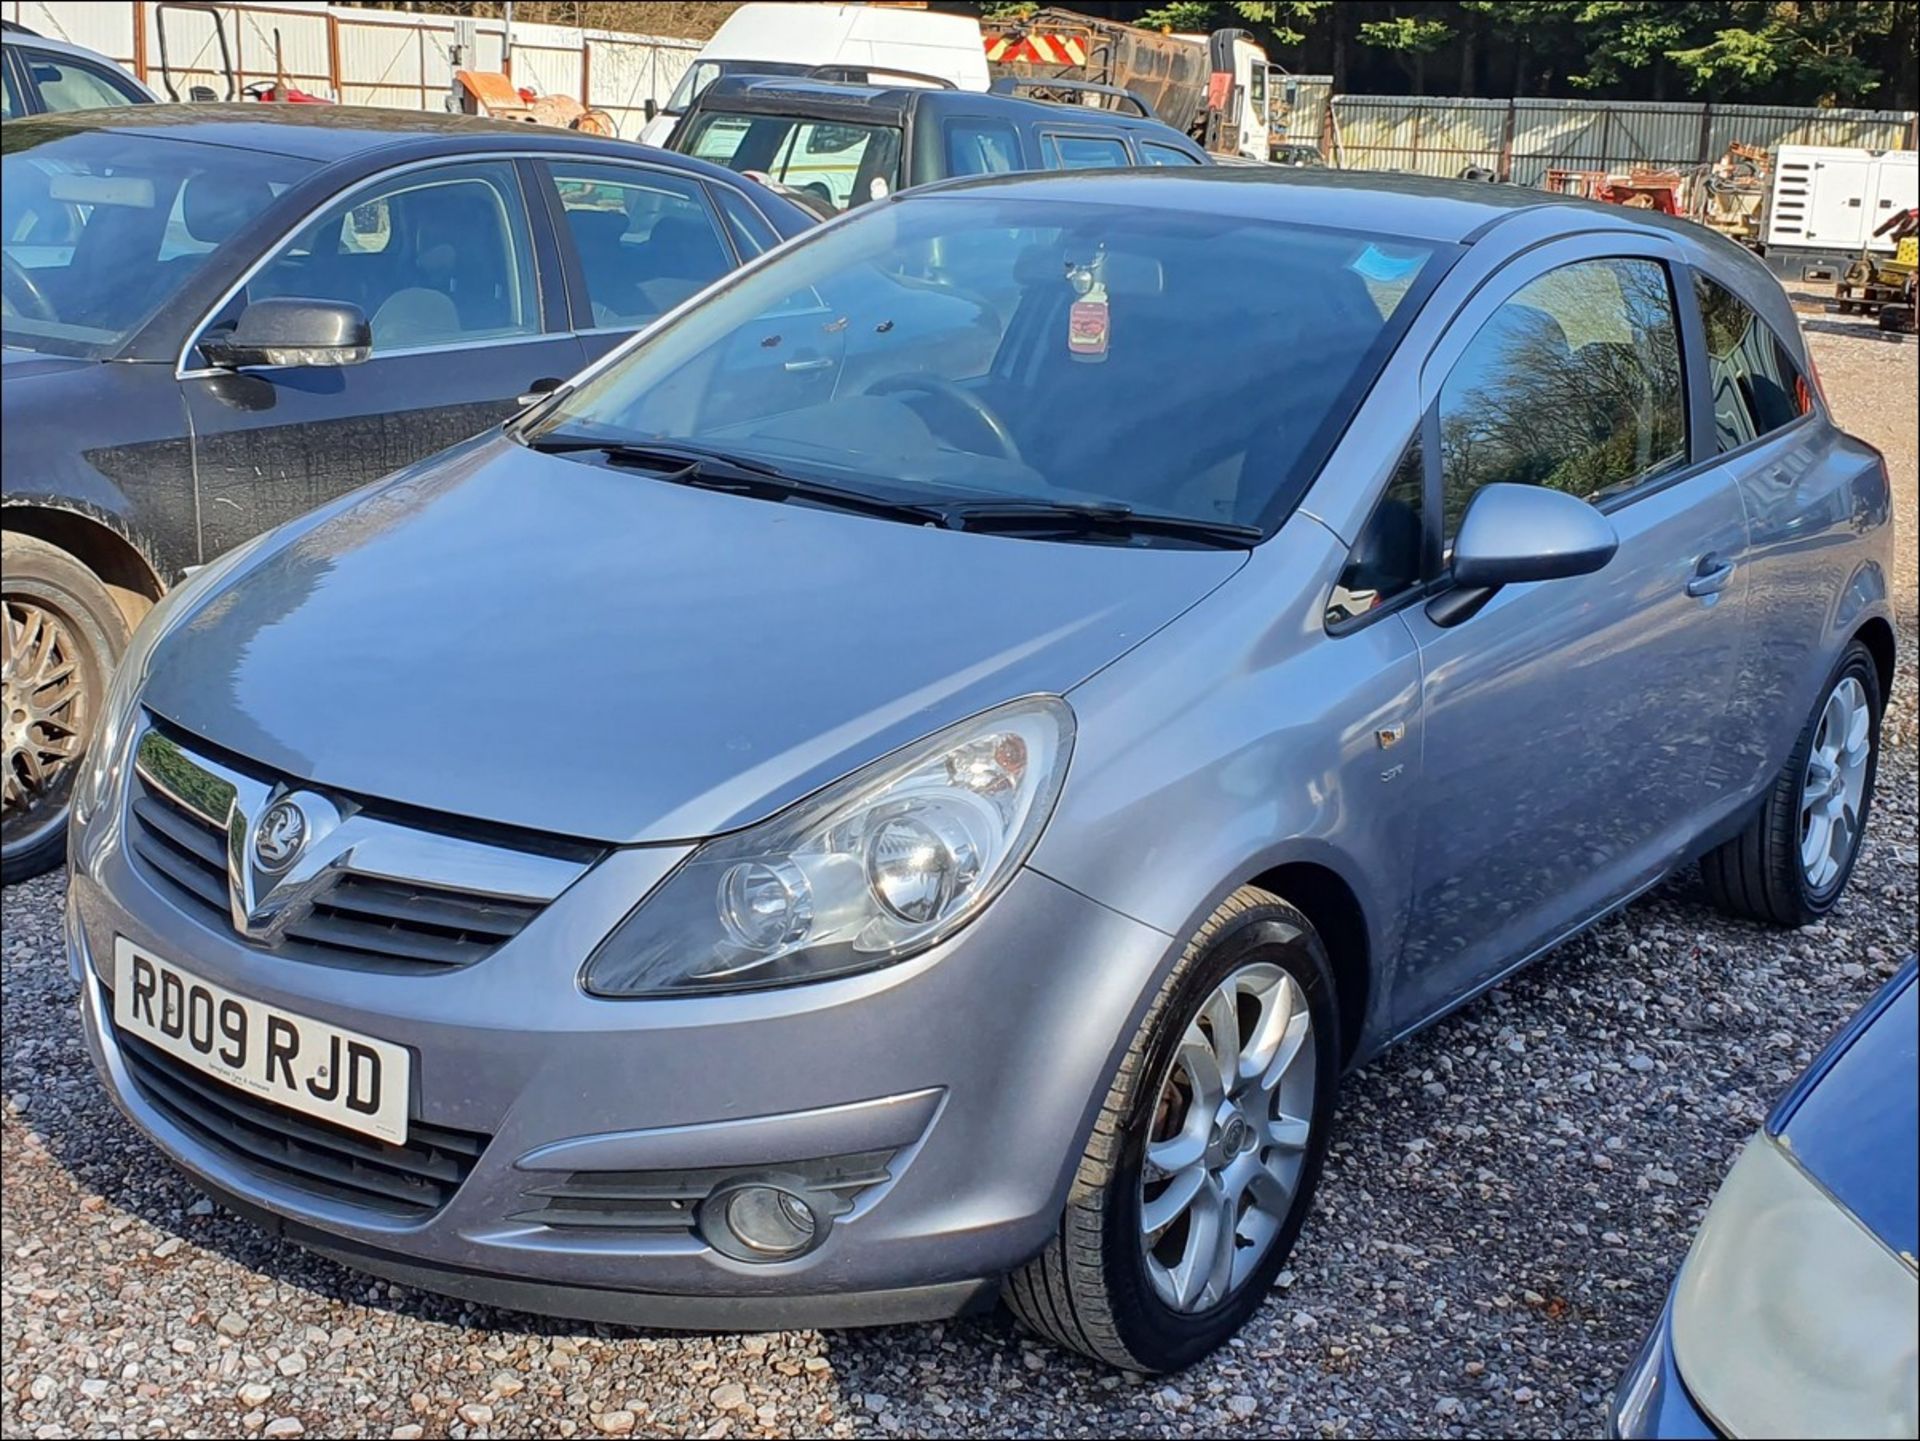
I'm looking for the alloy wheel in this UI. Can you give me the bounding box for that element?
[2,597,90,857]
[1800,675,1872,892]
[1140,962,1317,1313]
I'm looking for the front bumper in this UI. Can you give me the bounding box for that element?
[72,817,1175,1327]
[1611,1301,1723,1440]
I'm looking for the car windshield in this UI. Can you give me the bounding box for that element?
[1,127,313,357]
[529,191,1450,535]
[681,109,903,211]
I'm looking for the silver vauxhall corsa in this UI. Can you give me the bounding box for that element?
[68,169,1895,1372]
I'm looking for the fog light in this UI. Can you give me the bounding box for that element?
[700,1180,825,1262]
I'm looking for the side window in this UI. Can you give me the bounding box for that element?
[1693,272,1813,452]
[549,163,733,331]
[236,161,539,353]
[711,184,779,259]
[23,51,145,111]
[1138,141,1203,167]
[945,118,1022,177]
[1040,133,1130,170]
[1328,438,1426,626]
[2,56,24,118]
[1439,257,1687,540]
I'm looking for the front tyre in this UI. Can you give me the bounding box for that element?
[2,533,128,882]
[1702,641,1882,927]
[1006,887,1339,1372]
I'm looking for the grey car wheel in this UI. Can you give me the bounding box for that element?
[1703,640,1882,927]
[1140,962,1317,1313]
[1798,675,1871,893]
[1006,887,1339,1372]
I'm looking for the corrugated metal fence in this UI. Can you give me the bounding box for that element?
[1329,95,1917,181]
[2,0,698,137]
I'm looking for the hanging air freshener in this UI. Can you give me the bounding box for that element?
[1066,255,1110,363]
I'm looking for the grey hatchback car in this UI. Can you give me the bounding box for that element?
[68,168,1895,1372]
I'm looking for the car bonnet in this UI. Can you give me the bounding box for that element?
[137,433,1247,845]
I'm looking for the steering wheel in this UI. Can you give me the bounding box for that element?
[1,251,56,323]
[863,374,1023,465]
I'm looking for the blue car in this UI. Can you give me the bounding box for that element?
[1613,957,1918,1438]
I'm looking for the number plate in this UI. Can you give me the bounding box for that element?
[113,938,410,1145]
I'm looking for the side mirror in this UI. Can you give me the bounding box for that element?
[1452,483,1618,586]
[1429,483,1618,625]
[200,297,371,370]
[643,97,658,123]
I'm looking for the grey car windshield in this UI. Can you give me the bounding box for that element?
[532,194,1449,533]
[0,129,314,357]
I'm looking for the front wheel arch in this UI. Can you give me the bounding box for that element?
[2,504,166,633]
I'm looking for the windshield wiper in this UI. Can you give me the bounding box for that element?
[523,435,947,526]
[938,499,1263,549]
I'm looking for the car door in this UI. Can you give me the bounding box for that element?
[180,156,584,557]
[1393,241,1751,1028]
[532,157,751,366]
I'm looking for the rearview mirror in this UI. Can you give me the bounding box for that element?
[1428,484,1618,626]
[200,297,371,370]
[643,97,658,123]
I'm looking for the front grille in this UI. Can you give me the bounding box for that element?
[511,1151,897,1232]
[125,726,581,973]
[114,1021,489,1219]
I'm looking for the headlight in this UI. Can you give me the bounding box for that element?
[1671,1133,1919,1439]
[71,533,277,828]
[584,696,1073,996]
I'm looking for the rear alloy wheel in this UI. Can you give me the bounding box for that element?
[1006,888,1338,1372]
[1703,641,1882,926]
[2,533,127,882]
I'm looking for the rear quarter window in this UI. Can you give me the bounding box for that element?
[1693,272,1814,451]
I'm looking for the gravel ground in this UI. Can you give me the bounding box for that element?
[4,324,1915,1441]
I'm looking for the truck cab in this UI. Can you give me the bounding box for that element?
[668,76,1209,213]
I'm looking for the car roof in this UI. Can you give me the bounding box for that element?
[4,102,730,169]
[692,74,1181,132]
[909,165,1686,246]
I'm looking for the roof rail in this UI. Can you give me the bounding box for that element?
[988,76,1154,119]
[803,63,957,90]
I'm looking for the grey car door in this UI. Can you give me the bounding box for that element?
[180,157,584,558]
[1394,242,1751,1029]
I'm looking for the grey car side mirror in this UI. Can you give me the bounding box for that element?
[1429,483,1619,626]
[200,297,372,370]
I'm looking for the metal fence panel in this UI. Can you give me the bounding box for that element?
[587,32,698,137]
[513,43,583,103]
[1332,93,1913,183]
[5,0,135,64]
[1333,95,1506,177]
[1274,73,1332,147]
[1707,104,1913,156]
[229,5,329,90]
[337,19,426,109]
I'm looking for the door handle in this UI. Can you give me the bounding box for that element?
[782,356,834,373]
[1686,555,1736,597]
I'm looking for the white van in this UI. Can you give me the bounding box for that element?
[638,3,990,146]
